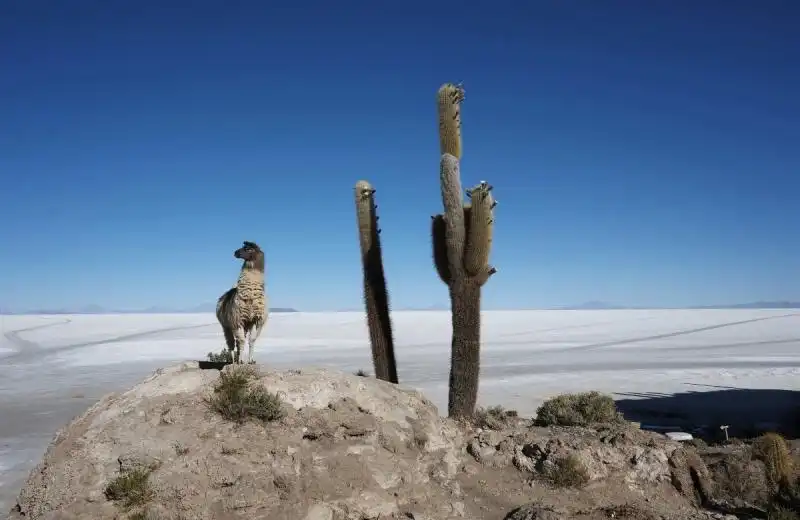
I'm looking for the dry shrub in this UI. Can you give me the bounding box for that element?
[708,452,772,506]
[535,391,622,427]
[545,453,590,488]
[206,365,285,424]
[474,405,516,430]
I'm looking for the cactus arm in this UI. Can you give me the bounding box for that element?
[437,83,464,159]
[355,180,377,260]
[354,180,398,384]
[440,153,467,277]
[463,181,495,276]
[431,214,451,285]
[474,265,497,287]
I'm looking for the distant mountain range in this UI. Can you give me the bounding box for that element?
[0,303,299,315]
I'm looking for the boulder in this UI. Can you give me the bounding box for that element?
[7,363,466,520]
[6,362,758,520]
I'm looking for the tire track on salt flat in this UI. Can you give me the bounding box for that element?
[563,312,800,353]
[478,358,800,379]
[2,319,72,354]
[3,322,216,364]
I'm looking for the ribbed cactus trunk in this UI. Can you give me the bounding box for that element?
[433,83,497,419]
[354,180,399,384]
[447,280,482,416]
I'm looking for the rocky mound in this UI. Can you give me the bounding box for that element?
[5,363,785,520]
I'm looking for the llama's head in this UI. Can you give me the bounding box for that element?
[234,241,265,272]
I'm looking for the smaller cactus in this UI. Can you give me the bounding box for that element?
[354,180,398,384]
[751,432,793,489]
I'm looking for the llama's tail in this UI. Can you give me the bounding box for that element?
[216,287,236,322]
[221,326,236,352]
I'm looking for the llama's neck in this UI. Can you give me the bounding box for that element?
[236,266,265,292]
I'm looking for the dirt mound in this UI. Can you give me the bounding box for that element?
[4,363,781,520]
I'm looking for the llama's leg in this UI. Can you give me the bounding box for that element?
[246,320,266,364]
[233,327,246,364]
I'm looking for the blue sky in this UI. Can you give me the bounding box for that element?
[1,1,798,312]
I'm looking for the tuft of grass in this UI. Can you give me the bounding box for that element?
[206,349,233,363]
[752,432,794,489]
[104,467,154,509]
[473,405,516,430]
[535,391,623,427]
[354,369,370,377]
[206,366,285,424]
[545,453,591,488]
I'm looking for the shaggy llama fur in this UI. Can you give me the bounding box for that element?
[216,241,268,364]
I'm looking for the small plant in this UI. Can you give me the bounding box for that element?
[172,441,189,456]
[535,391,623,427]
[545,453,590,488]
[220,445,243,455]
[206,366,285,424]
[354,368,370,377]
[473,405,516,430]
[104,467,154,509]
[206,349,233,363]
[752,432,793,488]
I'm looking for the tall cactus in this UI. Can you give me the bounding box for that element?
[354,180,399,383]
[433,83,497,418]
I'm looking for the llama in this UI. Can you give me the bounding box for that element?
[216,241,268,364]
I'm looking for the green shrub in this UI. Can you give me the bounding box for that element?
[206,349,233,363]
[104,467,154,509]
[535,391,622,427]
[206,366,285,424]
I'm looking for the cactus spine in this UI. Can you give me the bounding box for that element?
[433,83,497,418]
[354,180,399,384]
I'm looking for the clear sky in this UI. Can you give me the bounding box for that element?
[1,1,798,312]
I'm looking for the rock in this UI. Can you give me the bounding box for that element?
[7,363,465,520]
[6,362,767,520]
[665,432,694,442]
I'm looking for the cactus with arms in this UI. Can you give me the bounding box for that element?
[433,82,497,418]
[354,180,399,383]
